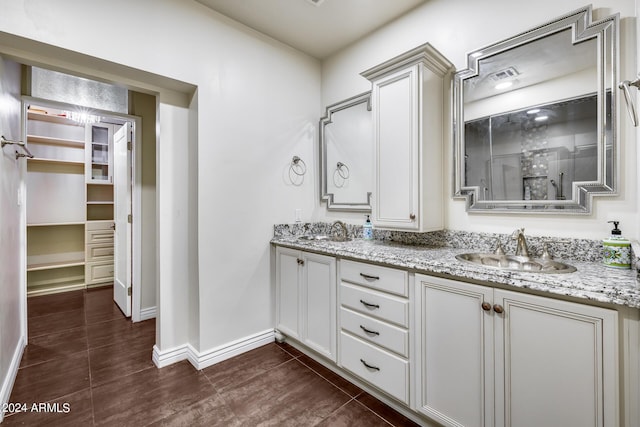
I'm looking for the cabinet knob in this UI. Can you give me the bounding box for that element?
[493,304,504,314]
[481,302,492,311]
[409,213,416,220]
[297,258,305,266]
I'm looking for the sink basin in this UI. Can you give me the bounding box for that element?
[298,235,351,242]
[456,253,576,274]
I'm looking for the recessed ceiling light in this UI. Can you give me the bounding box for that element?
[306,0,325,6]
[534,115,549,122]
[495,81,513,90]
[527,109,541,114]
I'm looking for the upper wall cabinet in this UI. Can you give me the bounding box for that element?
[362,43,453,231]
[453,6,619,214]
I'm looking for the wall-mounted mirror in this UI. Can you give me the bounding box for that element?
[320,92,373,211]
[453,5,618,213]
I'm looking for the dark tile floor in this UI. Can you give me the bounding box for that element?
[3,286,421,426]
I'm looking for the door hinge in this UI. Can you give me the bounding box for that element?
[127,214,132,223]
[127,141,132,151]
[127,287,132,296]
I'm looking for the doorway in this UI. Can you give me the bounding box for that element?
[23,96,140,319]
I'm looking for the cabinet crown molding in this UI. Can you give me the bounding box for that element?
[360,42,454,82]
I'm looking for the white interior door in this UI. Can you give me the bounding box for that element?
[113,122,131,316]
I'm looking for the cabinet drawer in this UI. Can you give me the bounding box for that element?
[86,261,114,285]
[340,331,409,404]
[340,260,407,297]
[340,307,408,357]
[86,244,114,262]
[340,282,409,327]
[87,229,114,245]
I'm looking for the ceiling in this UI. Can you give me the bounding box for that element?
[195,0,427,59]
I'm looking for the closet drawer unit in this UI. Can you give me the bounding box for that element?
[340,331,409,404]
[86,261,114,285]
[86,244,114,262]
[341,260,408,297]
[340,307,408,357]
[340,282,409,327]
[87,229,114,245]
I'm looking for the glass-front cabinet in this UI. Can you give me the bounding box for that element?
[86,123,113,183]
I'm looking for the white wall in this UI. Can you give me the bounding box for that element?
[0,0,320,361]
[0,56,25,421]
[320,0,638,241]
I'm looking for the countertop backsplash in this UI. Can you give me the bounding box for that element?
[274,222,638,268]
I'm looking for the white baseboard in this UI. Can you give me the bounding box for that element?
[0,335,26,423]
[152,329,275,370]
[139,306,156,321]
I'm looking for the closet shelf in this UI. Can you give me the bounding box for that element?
[28,157,85,166]
[28,134,85,147]
[27,222,85,227]
[27,111,83,126]
[27,260,85,272]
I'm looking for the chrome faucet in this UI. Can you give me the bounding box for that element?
[331,220,349,242]
[511,228,529,258]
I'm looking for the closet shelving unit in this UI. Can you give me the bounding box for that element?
[26,106,115,296]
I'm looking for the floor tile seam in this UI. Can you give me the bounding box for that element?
[86,336,155,352]
[200,352,298,393]
[275,343,303,359]
[19,347,92,370]
[27,306,84,320]
[352,398,396,426]
[89,364,157,390]
[294,357,362,399]
[310,397,357,426]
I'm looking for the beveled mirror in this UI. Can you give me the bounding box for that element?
[320,92,373,211]
[453,5,618,213]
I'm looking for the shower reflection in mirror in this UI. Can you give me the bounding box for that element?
[464,94,611,206]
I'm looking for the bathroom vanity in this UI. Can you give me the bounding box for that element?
[271,227,640,427]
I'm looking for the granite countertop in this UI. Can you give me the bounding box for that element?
[271,235,640,309]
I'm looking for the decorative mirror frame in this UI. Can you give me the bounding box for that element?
[320,91,373,211]
[453,5,619,214]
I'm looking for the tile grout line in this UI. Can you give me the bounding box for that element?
[83,290,97,427]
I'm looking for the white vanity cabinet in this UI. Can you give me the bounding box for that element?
[338,260,411,404]
[415,274,618,427]
[275,247,337,361]
[361,43,453,232]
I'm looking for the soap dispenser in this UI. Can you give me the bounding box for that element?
[603,221,631,269]
[363,215,373,240]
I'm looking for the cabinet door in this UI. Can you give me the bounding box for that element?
[415,275,494,427]
[372,66,420,230]
[302,252,336,361]
[494,289,618,427]
[275,247,301,340]
[86,123,113,183]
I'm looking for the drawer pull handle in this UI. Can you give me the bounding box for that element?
[359,299,380,309]
[360,359,380,371]
[359,273,380,281]
[359,325,380,336]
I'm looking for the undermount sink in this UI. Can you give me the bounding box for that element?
[456,253,576,274]
[298,235,351,242]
